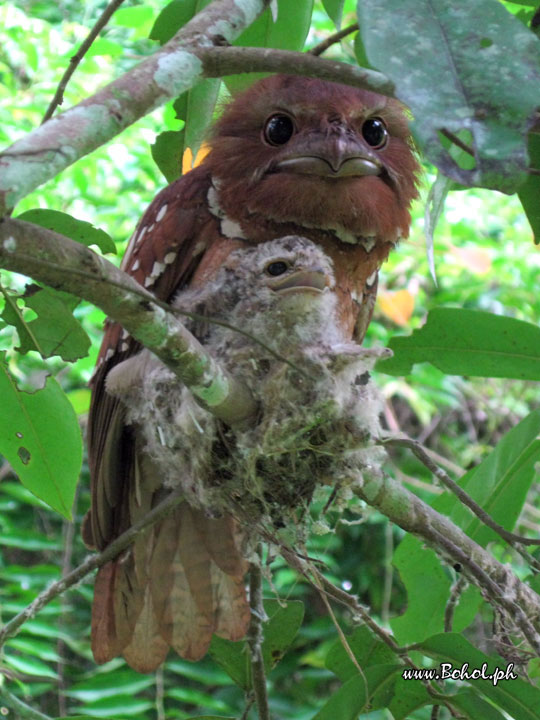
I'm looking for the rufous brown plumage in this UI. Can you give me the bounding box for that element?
[84,74,419,672]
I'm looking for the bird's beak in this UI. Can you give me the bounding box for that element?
[269,269,329,295]
[274,136,382,178]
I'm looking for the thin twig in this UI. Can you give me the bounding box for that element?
[155,665,165,720]
[42,0,128,123]
[309,22,359,56]
[440,128,540,176]
[0,487,183,647]
[247,546,270,720]
[384,437,540,553]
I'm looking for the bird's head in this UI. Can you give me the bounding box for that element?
[205,75,419,244]
[210,236,343,345]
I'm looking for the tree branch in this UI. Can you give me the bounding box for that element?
[0,0,273,215]
[384,436,540,570]
[0,0,393,215]
[195,45,392,93]
[0,217,256,425]
[41,0,128,124]
[352,469,540,654]
[0,487,184,647]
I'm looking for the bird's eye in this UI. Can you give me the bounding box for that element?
[265,260,290,276]
[362,117,388,149]
[264,114,295,146]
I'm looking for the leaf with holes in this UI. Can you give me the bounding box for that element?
[0,353,81,518]
[2,285,90,361]
[358,0,540,192]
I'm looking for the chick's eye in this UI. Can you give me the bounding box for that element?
[265,260,289,276]
[264,114,295,146]
[362,117,388,149]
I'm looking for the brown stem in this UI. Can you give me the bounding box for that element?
[247,546,270,720]
[309,22,359,56]
[42,0,128,123]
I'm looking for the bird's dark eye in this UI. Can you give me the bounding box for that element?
[264,114,295,146]
[362,117,388,149]
[265,260,290,276]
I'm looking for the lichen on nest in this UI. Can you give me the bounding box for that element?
[106,236,390,545]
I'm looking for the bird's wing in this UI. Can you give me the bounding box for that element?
[86,166,219,551]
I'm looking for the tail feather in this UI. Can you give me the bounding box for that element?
[92,501,250,671]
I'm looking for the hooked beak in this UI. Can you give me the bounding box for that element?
[274,136,382,179]
[269,269,329,295]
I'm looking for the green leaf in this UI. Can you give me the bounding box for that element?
[378,308,540,380]
[150,0,212,45]
[325,625,396,681]
[322,0,345,28]
[69,695,153,717]
[208,635,248,690]
[151,129,184,182]
[390,536,452,645]
[16,209,115,254]
[418,633,540,718]
[209,599,304,689]
[518,133,540,244]
[438,408,540,546]
[387,676,431,719]
[4,652,58,678]
[0,354,81,518]
[227,0,314,93]
[312,664,401,719]
[183,79,221,159]
[260,598,304,671]
[358,0,540,192]
[2,285,90,361]
[448,689,507,719]
[66,672,153,702]
[113,6,155,38]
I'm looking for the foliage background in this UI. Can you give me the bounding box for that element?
[0,0,539,718]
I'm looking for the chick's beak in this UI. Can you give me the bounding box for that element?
[269,268,329,295]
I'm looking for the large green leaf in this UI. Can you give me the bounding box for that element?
[378,308,540,380]
[16,209,115,254]
[0,353,81,518]
[358,0,540,192]
[418,633,540,718]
